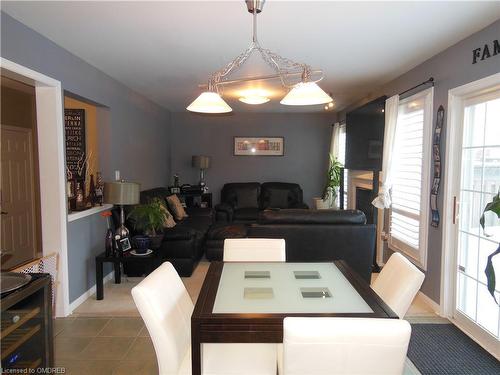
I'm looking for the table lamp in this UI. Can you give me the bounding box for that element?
[192,155,211,188]
[104,181,140,238]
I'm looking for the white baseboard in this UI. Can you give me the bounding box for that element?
[417,291,442,316]
[68,271,114,314]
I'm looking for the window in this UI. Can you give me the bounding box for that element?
[338,124,348,208]
[388,88,433,269]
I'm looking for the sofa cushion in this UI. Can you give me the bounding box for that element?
[178,215,212,235]
[234,207,260,221]
[267,188,289,208]
[258,209,366,225]
[162,226,197,241]
[166,194,188,221]
[236,187,259,208]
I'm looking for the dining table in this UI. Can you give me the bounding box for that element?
[191,260,397,375]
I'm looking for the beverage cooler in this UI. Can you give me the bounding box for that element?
[1,273,53,371]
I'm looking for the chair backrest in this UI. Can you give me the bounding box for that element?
[223,238,286,262]
[283,317,411,375]
[371,252,425,318]
[131,262,193,374]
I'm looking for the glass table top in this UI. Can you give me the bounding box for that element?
[212,262,374,314]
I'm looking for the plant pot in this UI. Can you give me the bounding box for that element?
[149,234,164,250]
[313,198,330,210]
[133,235,151,254]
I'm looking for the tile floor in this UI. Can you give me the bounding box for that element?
[57,260,442,374]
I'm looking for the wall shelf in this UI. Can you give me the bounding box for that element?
[67,204,113,222]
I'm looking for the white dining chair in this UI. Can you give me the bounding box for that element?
[371,252,425,318]
[132,262,277,375]
[278,317,412,375]
[223,238,286,262]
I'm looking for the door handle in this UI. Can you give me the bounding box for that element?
[1,211,7,215]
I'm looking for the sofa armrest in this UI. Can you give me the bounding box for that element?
[291,203,309,209]
[215,203,234,222]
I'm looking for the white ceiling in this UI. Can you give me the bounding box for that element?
[3,1,500,113]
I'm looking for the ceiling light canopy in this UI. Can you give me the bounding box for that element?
[187,0,333,113]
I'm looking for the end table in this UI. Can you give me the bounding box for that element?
[95,251,161,300]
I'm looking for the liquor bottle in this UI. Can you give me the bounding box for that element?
[89,174,97,207]
[95,172,104,206]
[75,182,84,210]
[105,228,114,257]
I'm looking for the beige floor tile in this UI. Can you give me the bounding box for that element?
[79,337,134,360]
[54,336,93,360]
[99,317,143,337]
[112,360,158,375]
[57,318,109,337]
[55,359,119,375]
[53,317,76,336]
[125,337,156,360]
[138,326,150,337]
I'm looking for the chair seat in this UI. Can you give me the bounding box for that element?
[179,343,277,375]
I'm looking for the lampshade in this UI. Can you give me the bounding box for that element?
[186,92,232,113]
[280,82,333,106]
[104,181,140,205]
[192,155,211,169]
[239,95,270,105]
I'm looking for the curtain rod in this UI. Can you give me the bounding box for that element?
[399,77,434,97]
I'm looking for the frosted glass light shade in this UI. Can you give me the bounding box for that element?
[280,82,333,106]
[187,92,232,113]
[239,96,270,105]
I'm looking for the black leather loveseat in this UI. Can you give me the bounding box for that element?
[205,209,375,282]
[215,182,308,223]
[121,188,213,277]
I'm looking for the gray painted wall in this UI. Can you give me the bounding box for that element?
[1,12,171,303]
[67,215,112,302]
[170,112,335,206]
[338,19,500,303]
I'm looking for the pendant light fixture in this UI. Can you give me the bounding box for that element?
[187,0,332,113]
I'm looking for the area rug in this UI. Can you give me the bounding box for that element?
[408,323,500,375]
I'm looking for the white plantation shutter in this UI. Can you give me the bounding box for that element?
[389,88,433,267]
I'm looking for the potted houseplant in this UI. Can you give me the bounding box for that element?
[480,190,500,303]
[315,154,343,210]
[128,198,167,251]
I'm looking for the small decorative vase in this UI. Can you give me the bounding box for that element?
[133,235,151,254]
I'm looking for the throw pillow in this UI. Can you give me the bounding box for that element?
[268,188,289,208]
[236,188,259,208]
[159,203,176,228]
[166,194,188,221]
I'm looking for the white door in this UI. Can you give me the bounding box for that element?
[1,125,38,269]
[451,88,500,352]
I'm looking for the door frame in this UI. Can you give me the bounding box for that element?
[441,72,500,356]
[1,58,70,317]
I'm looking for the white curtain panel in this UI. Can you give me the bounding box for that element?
[372,95,399,209]
[330,122,341,158]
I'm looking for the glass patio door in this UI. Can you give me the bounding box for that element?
[455,90,500,341]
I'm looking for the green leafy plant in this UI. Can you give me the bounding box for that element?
[322,154,343,203]
[128,198,167,236]
[479,190,500,303]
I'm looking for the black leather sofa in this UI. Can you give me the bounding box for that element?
[215,182,308,223]
[205,209,375,282]
[120,188,213,277]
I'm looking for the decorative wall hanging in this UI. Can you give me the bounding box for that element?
[234,137,284,156]
[64,109,86,181]
[187,0,333,113]
[430,105,444,227]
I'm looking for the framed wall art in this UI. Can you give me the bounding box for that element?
[234,137,284,156]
